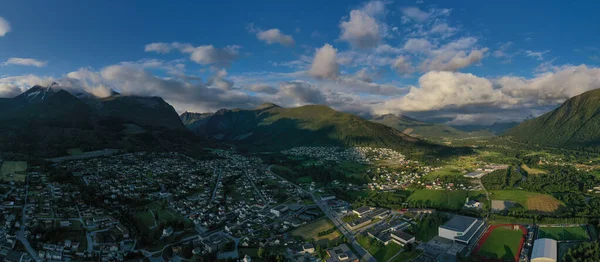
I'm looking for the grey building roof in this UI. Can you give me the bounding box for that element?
[455,220,484,243]
[391,231,415,242]
[440,215,477,232]
[531,238,558,261]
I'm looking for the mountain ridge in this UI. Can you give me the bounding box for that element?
[504,88,600,149]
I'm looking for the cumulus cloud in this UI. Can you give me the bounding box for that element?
[4,58,48,67]
[378,71,504,113]
[0,17,10,37]
[339,7,382,49]
[256,28,295,47]
[144,42,240,66]
[421,48,488,71]
[207,69,234,90]
[376,64,600,115]
[309,44,340,79]
[279,81,325,105]
[249,84,278,94]
[402,37,488,72]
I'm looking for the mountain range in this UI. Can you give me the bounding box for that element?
[504,88,600,150]
[369,114,495,141]
[179,102,464,157]
[6,84,600,158]
[0,84,194,158]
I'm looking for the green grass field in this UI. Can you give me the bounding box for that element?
[0,161,27,182]
[291,218,340,241]
[357,235,403,261]
[521,164,546,175]
[490,190,564,213]
[407,189,477,210]
[477,227,523,260]
[537,226,589,241]
[297,176,313,183]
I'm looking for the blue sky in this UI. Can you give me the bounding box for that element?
[1,0,600,124]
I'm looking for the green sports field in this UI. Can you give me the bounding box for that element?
[537,226,589,241]
[407,189,482,210]
[0,161,27,182]
[477,227,523,261]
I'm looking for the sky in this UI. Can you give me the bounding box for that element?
[1,0,600,125]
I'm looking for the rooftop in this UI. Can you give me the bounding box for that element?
[354,206,372,214]
[391,231,415,242]
[440,215,477,232]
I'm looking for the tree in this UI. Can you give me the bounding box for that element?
[257,247,265,258]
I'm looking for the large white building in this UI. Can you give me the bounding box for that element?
[531,238,557,262]
[438,215,484,244]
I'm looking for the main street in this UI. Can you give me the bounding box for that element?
[266,165,376,262]
[17,175,41,262]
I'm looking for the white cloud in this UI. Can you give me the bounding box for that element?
[376,64,600,115]
[339,9,381,49]
[249,84,278,94]
[401,7,429,23]
[256,28,295,47]
[403,38,432,53]
[144,43,173,54]
[186,45,240,66]
[144,42,241,66]
[430,23,456,36]
[402,37,488,72]
[525,50,550,61]
[4,58,48,67]
[0,17,10,37]
[0,75,55,98]
[279,81,325,105]
[392,56,413,75]
[207,69,234,90]
[421,48,488,71]
[309,44,340,79]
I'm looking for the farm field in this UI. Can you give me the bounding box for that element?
[291,218,340,241]
[0,161,27,182]
[475,226,525,261]
[521,164,546,175]
[490,190,564,213]
[407,189,484,210]
[537,225,590,241]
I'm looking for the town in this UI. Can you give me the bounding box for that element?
[0,146,597,262]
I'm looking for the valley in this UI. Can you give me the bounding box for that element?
[1,85,600,262]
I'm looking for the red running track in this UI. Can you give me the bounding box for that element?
[472,224,527,262]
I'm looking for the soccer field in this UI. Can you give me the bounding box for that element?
[476,227,524,261]
[538,226,589,241]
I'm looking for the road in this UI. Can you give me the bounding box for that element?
[17,175,41,261]
[266,165,376,262]
[243,163,267,204]
[210,167,222,202]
